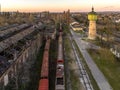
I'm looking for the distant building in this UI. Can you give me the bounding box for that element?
[88,7,97,40]
[115,19,120,23]
[70,22,83,31]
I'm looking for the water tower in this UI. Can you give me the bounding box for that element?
[88,7,97,40]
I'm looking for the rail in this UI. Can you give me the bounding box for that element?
[69,35,94,90]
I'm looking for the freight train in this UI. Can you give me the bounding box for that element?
[38,39,50,90]
[55,30,65,90]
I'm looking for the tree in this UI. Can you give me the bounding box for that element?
[28,14,34,23]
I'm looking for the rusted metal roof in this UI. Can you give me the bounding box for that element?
[0,27,34,52]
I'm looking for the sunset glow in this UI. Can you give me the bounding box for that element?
[1,0,120,12]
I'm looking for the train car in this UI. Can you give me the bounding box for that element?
[41,39,50,78]
[58,32,64,62]
[57,44,64,62]
[55,31,65,90]
[40,50,49,78]
[44,39,51,51]
[38,39,50,90]
[38,79,48,90]
[56,63,64,90]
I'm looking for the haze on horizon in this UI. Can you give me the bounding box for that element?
[0,0,120,12]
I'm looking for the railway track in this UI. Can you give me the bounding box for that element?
[55,31,65,90]
[69,35,94,90]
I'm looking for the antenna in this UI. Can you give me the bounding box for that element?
[92,6,94,11]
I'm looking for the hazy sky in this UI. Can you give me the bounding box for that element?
[0,0,120,12]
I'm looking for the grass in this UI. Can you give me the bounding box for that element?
[49,39,58,90]
[73,40,100,90]
[88,48,120,90]
[83,36,112,49]
[26,43,45,90]
[70,69,81,90]
[64,37,81,90]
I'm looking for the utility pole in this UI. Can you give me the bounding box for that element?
[0,4,1,15]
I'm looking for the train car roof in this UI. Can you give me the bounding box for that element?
[38,79,48,90]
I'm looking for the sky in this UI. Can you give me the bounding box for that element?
[0,0,120,12]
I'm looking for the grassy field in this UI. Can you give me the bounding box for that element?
[88,48,120,90]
